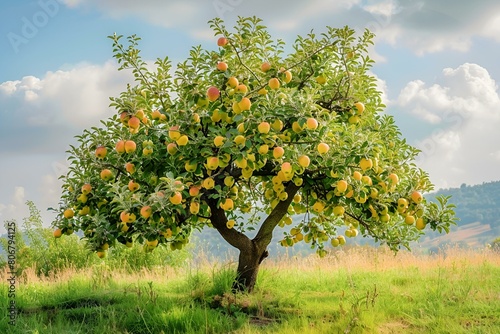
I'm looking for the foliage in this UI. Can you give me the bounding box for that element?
[52,16,456,262]
[0,202,191,276]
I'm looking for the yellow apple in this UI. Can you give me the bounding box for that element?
[125,162,135,174]
[272,119,283,131]
[234,135,246,146]
[168,126,181,140]
[206,157,219,171]
[317,143,330,154]
[176,135,189,146]
[405,215,416,225]
[316,75,327,84]
[258,144,269,154]
[169,192,183,205]
[128,116,140,129]
[354,102,365,114]
[202,178,215,189]
[238,97,251,111]
[166,142,178,155]
[100,169,113,181]
[306,118,318,130]
[273,146,285,159]
[283,70,292,83]
[388,173,399,185]
[416,217,426,230]
[359,158,373,171]
[337,180,348,193]
[63,208,74,219]
[235,84,248,94]
[292,121,303,133]
[190,201,200,214]
[115,140,125,154]
[258,121,271,134]
[124,140,137,153]
[227,76,238,88]
[189,185,201,196]
[213,136,225,147]
[220,198,234,211]
[53,228,62,238]
[298,155,310,168]
[333,206,345,216]
[185,160,197,172]
[268,77,280,90]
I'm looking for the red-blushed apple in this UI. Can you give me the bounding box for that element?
[217,36,228,46]
[261,62,271,72]
[273,146,285,159]
[128,180,140,192]
[216,62,228,71]
[166,142,178,155]
[95,146,107,159]
[115,140,125,154]
[81,183,92,195]
[140,206,152,219]
[128,116,140,129]
[207,86,220,102]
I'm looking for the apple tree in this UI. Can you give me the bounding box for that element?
[53,17,456,292]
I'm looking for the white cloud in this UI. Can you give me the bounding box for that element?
[396,63,500,188]
[0,61,133,230]
[59,1,500,55]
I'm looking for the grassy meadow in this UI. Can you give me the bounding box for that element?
[1,246,499,334]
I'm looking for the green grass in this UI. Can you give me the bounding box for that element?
[1,247,499,333]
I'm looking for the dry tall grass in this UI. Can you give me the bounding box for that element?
[3,246,498,287]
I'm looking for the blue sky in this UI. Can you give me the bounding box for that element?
[1,0,499,230]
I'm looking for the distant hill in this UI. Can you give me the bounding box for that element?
[418,181,500,249]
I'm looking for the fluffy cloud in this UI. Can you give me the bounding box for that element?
[368,0,500,54]
[396,63,500,188]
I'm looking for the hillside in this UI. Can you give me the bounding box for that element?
[419,180,500,249]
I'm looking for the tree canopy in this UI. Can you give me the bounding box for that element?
[53,16,456,290]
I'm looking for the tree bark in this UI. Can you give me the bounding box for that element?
[232,241,268,292]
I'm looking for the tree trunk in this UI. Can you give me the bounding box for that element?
[232,241,268,292]
[206,182,300,293]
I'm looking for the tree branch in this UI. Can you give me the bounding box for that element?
[253,182,301,247]
[206,191,251,251]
